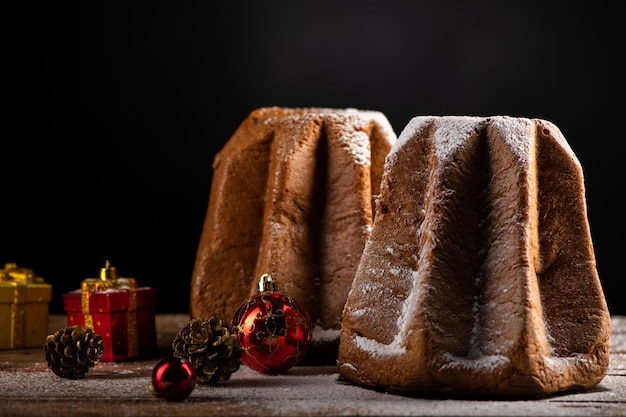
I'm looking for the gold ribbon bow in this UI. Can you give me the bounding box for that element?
[0,263,43,284]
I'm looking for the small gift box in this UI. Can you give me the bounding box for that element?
[63,260,157,362]
[0,263,52,349]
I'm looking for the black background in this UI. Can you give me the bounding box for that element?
[2,3,623,315]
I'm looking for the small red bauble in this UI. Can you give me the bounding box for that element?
[232,274,312,374]
[149,356,196,401]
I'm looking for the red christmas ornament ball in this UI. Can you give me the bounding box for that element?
[232,276,312,374]
[149,356,196,401]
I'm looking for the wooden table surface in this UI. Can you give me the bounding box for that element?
[1,314,624,417]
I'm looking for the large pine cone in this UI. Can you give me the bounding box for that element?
[44,325,104,379]
[172,317,242,384]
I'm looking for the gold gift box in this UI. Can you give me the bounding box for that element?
[0,263,52,349]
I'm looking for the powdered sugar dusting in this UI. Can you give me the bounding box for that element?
[489,116,533,164]
[543,353,591,373]
[391,116,483,162]
[389,116,424,158]
[442,353,592,374]
[339,129,371,165]
[432,116,482,160]
[312,326,340,342]
[391,115,569,168]
[349,268,420,357]
[350,308,367,318]
[392,269,423,344]
[441,352,510,371]
[355,334,406,357]
[330,110,395,166]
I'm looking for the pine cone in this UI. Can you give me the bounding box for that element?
[44,325,104,379]
[172,317,242,384]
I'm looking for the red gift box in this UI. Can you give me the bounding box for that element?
[62,261,157,362]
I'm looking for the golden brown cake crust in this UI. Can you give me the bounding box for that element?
[337,116,611,398]
[190,107,396,364]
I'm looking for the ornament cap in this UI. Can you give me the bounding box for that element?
[99,260,117,281]
[257,273,278,292]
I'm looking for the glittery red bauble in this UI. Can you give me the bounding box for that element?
[232,290,312,374]
[149,356,196,401]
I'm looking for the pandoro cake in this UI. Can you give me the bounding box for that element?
[337,115,611,397]
[190,106,397,364]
